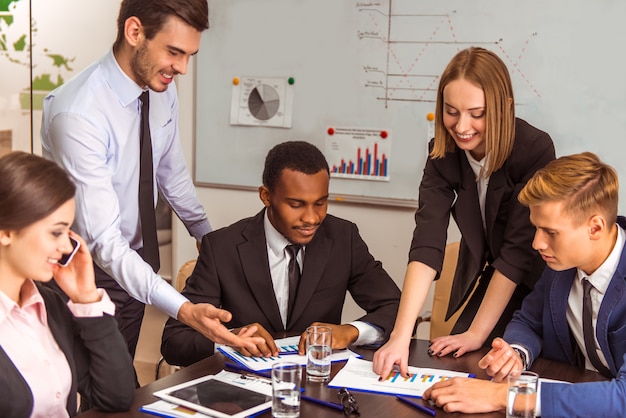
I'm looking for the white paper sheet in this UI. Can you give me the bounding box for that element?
[218,336,360,371]
[328,356,474,398]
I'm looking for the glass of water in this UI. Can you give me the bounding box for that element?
[305,325,332,382]
[506,370,538,418]
[271,361,301,418]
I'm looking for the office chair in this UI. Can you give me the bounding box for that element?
[154,259,197,380]
[416,241,468,339]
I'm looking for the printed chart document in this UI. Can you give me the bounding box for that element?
[328,357,474,398]
[218,336,360,371]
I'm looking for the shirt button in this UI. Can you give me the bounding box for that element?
[56,392,61,399]
[43,360,50,366]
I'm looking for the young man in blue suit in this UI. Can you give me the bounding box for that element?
[424,152,626,417]
[161,141,401,366]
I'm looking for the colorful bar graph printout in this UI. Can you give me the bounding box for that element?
[217,336,361,372]
[328,357,473,398]
[326,127,391,181]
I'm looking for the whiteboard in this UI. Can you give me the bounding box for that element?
[195,0,626,209]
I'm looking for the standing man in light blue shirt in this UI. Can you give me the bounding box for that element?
[41,0,261,375]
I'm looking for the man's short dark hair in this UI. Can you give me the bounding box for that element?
[262,141,330,191]
[114,0,209,50]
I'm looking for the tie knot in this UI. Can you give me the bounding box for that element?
[582,277,593,293]
[285,244,301,258]
[139,90,149,104]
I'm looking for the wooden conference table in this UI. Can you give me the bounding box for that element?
[78,339,606,418]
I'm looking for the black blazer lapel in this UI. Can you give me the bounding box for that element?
[448,156,485,317]
[454,156,485,264]
[0,346,34,416]
[484,168,507,248]
[239,212,285,331]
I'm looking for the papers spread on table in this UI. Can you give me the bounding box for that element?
[217,336,361,371]
[328,356,474,398]
[151,370,272,418]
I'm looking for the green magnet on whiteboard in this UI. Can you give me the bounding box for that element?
[288,77,295,85]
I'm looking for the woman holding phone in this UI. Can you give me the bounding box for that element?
[373,47,555,378]
[0,151,134,416]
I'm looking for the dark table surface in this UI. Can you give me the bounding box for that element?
[78,339,606,418]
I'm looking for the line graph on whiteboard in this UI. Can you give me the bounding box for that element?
[356,1,542,108]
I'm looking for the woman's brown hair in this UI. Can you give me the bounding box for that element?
[0,152,75,231]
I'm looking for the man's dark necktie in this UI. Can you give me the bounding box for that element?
[139,91,160,273]
[286,244,302,320]
[582,278,612,377]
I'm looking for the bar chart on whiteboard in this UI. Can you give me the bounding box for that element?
[325,126,391,181]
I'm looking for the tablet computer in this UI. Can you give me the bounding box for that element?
[153,373,272,418]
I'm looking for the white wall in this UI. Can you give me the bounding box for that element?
[172,61,461,323]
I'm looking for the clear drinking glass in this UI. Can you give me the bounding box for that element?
[271,361,301,418]
[506,370,538,418]
[305,325,332,382]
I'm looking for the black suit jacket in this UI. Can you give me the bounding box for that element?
[161,211,401,366]
[0,284,134,417]
[410,118,555,320]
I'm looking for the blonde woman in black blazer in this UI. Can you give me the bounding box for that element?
[373,47,555,379]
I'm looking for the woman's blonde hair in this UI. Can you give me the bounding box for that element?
[518,152,618,226]
[431,47,515,177]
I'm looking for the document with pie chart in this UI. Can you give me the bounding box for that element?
[230,76,294,128]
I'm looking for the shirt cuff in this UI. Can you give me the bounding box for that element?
[350,321,384,346]
[188,220,212,242]
[67,289,116,317]
[535,380,542,416]
[152,281,189,319]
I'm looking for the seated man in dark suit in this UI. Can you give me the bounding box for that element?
[424,152,626,417]
[161,141,401,366]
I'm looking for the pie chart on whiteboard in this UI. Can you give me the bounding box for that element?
[247,84,280,121]
[230,76,293,128]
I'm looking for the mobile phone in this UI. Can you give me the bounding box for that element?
[58,236,80,267]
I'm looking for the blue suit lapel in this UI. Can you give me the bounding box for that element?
[550,270,578,364]
[595,242,626,375]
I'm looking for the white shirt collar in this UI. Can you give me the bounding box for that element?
[264,210,293,255]
[464,150,490,180]
[577,225,625,294]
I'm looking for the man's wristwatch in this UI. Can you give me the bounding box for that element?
[511,347,529,370]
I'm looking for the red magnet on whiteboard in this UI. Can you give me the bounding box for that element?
[380,130,388,139]
[327,127,335,135]
[232,77,240,85]
[426,112,435,121]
